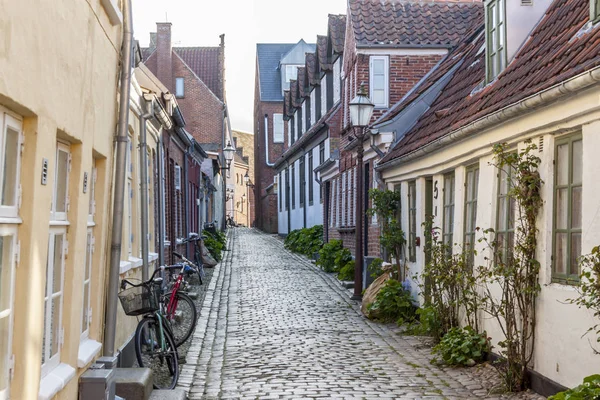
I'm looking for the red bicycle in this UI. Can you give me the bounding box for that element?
[161,260,198,347]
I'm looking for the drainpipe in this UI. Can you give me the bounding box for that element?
[183,147,190,257]
[104,0,133,358]
[157,130,166,267]
[264,114,275,166]
[139,108,152,282]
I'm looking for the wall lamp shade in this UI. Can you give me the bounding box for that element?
[223,141,235,166]
[349,85,375,127]
[244,171,249,185]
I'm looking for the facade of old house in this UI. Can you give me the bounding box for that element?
[375,0,600,392]
[320,0,483,289]
[232,130,254,226]
[274,17,346,236]
[143,23,232,232]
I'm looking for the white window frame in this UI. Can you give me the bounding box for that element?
[331,178,336,228]
[87,162,97,226]
[287,119,292,146]
[175,77,185,98]
[0,112,23,220]
[301,102,306,135]
[80,229,94,341]
[41,227,67,378]
[486,0,506,82]
[369,56,389,108]
[127,137,133,256]
[333,58,341,104]
[0,226,17,400]
[320,76,327,118]
[342,172,347,226]
[310,90,316,128]
[273,114,284,143]
[50,143,71,222]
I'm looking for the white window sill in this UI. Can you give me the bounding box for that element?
[0,216,22,224]
[119,260,132,274]
[49,220,70,227]
[128,256,143,268]
[119,257,144,275]
[77,338,102,368]
[39,363,75,400]
[149,252,159,262]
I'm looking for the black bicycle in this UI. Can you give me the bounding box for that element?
[119,268,179,389]
[178,232,206,283]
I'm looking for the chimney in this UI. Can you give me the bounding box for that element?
[219,33,226,102]
[156,22,173,92]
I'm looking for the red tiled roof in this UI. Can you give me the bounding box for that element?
[306,53,320,86]
[329,14,347,54]
[173,47,222,101]
[143,50,158,75]
[290,80,301,108]
[381,0,600,164]
[349,0,483,48]
[297,67,308,98]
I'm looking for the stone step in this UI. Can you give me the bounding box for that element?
[113,368,153,400]
[149,388,187,400]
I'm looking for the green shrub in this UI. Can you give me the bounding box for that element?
[317,240,344,272]
[549,375,600,400]
[406,305,442,336]
[431,327,490,367]
[367,279,416,323]
[338,261,354,281]
[203,229,225,261]
[284,225,323,257]
[368,258,384,279]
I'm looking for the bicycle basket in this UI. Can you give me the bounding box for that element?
[118,284,160,316]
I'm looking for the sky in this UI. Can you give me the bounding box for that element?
[132,0,348,134]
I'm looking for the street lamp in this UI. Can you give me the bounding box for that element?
[349,84,374,300]
[244,171,254,188]
[222,140,235,170]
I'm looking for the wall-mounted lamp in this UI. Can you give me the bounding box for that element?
[244,171,254,188]
[221,140,235,171]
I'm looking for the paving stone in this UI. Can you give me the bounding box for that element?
[181,229,545,400]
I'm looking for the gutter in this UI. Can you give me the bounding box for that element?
[376,65,600,171]
[104,0,133,359]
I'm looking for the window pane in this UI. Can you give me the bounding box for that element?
[55,149,69,214]
[572,139,582,185]
[82,282,89,334]
[466,203,474,232]
[498,0,504,22]
[0,236,13,312]
[496,232,505,263]
[0,316,8,390]
[373,59,384,74]
[373,89,384,105]
[53,234,63,294]
[556,143,569,185]
[51,296,61,358]
[571,233,581,276]
[572,186,582,229]
[2,126,19,206]
[555,233,568,275]
[499,169,509,196]
[556,188,568,229]
[373,75,385,90]
[508,197,516,230]
[498,196,507,230]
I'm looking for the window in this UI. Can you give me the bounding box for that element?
[593,0,600,23]
[287,119,292,146]
[295,110,302,142]
[330,178,336,227]
[308,152,314,206]
[42,229,66,376]
[285,168,289,211]
[286,65,299,83]
[320,75,327,117]
[81,230,94,339]
[464,165,479,268]
[0,112,23,219]
[273,114,284,143]
[442,173,455,249]
[51,143,71,221]
[0,229,16,398]
[310,91,316,129]
[333,58,341,104]
[291,163,296,209]
[175,77,185,98]
[305,96,312,132]
[370,56,389,108]
[127,138,134,255]
[279,172,282,212]
[301,102,307,135]
[486,0,506,82]
[408,181,417,262]
[553,135,583,283]
[299,156,305,208]
[342,172,346,226]
[496,161,515,266]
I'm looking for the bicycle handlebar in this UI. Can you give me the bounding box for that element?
[120,267,163,289]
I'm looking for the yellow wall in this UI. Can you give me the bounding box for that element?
[0,0,122,398]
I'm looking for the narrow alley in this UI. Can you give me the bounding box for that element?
[179,229,538,400]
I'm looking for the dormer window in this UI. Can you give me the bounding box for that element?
[486,0,506,82]
[282,65,303,92]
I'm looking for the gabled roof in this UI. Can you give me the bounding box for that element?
[256,43,296,102]
[297,67,308,98]
[316,35,330,71]
[381,0,600,164]
[306,53,319,86]
[349,0,483,48]
[329,14,347,54]
[142,45,223,101]
[174,47,222,100]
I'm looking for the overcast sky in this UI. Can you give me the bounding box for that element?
[132,0,347,134]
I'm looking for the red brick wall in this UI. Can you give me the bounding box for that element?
[172,55,224,145]
[165,133,187,264]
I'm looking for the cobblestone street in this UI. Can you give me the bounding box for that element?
[179,229,542,400]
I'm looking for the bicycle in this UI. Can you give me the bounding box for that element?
[178,232,207,283]
[119,268,179,389]
[161,260,198,347]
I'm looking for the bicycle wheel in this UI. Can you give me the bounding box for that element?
[134,316,179,389]
[165,292,197,347]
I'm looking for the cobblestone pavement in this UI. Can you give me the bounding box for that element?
[180,228,545,400]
